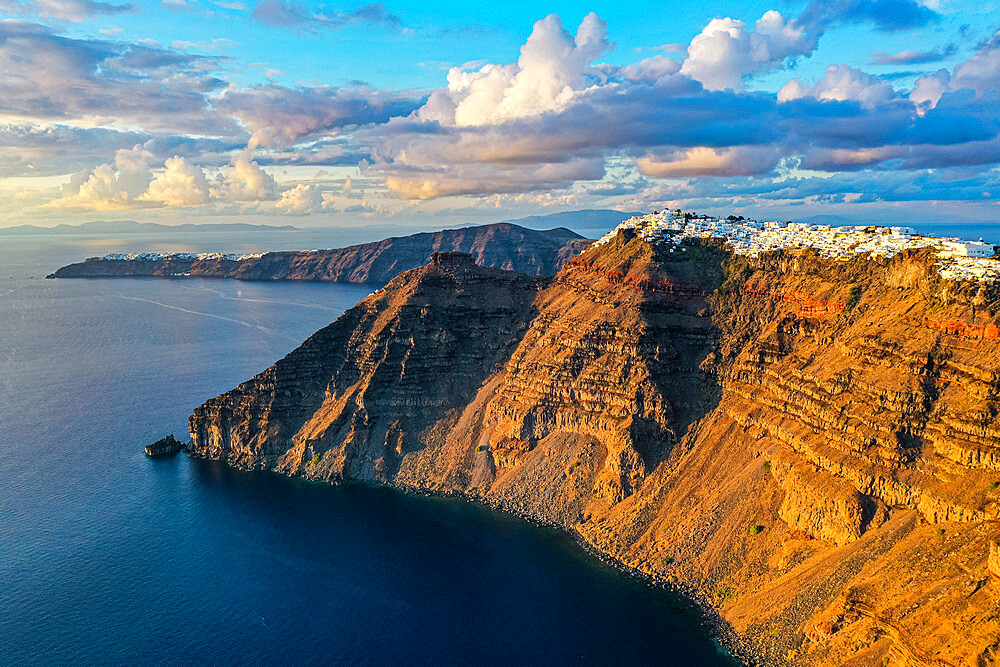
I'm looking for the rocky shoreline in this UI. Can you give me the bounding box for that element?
[180,235,1000,665]
[399,482,761,666]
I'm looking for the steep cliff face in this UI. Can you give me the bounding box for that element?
[51,222,591,284]
[188,234,1000,666]
[190,252,543,478]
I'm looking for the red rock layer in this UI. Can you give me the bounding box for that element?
[189,234,1000,666]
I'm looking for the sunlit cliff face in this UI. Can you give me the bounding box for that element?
[186,231,1000,665]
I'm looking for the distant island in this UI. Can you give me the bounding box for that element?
[49,222,592,284]
[496,209,643,234]
[1,220,299,236]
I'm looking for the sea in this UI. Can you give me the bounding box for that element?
[0,228,741,666]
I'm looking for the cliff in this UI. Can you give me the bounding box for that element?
[49,222,591,284]
[188,235,1000,666]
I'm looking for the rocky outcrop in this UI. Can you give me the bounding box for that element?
[189,252,543,479]
[50,222,591,284]
[187,235,1000,666]
[145,434,185,456]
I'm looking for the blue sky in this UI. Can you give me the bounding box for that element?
[54,1,994,87]
[0,0,998,227]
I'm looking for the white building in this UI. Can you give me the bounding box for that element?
[939,240,994,258]
[592,210,1000,283]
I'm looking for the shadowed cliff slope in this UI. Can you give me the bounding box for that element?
[50,222,591,284]
[188,233,1000,666]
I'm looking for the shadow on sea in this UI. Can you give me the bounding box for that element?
[169,455,740,665]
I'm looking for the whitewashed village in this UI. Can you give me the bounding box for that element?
[95,210,1000,283]
[101,252,265,262]
[595,210,1000,282]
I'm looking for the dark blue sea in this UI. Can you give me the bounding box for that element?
[0,229,739,665]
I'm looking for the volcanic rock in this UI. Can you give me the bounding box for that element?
[187,231,1000,665]
[50,222,591,285]
[145,434,185,456]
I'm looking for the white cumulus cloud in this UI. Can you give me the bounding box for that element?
[779,64,896,108]
[212,153,278,201]
[49,149,284,210]
[138,156,210,206]
[680,11,814,91]
[416,12,610,127]
[911,29,1000,107]
[47,145,154,210]
[275,183,323,213]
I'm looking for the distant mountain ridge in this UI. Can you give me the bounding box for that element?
[50,222,593,284]
[500,209,642,236]
[3,209,635,238]
[1,220,298,235]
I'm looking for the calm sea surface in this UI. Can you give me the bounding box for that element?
[0,230,738,665]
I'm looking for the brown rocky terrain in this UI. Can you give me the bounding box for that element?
[49,222,591,284]
[187,231,1000,666]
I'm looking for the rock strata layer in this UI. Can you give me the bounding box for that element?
[51,222,591,284]
[188,235,1000,666]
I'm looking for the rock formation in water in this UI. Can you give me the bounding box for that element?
[49,222,591,284]
[145,434,185,456]
[187,234,1000,666]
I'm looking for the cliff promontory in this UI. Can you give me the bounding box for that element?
[187,233,1000,665]
[50,222,591,284]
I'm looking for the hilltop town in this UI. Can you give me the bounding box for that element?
[100,251,265,262]
[597,210,1000,282]
[58,213,1000,285]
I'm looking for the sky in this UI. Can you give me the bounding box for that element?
[0,0,998,228]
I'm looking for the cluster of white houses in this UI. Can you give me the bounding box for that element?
[595,211,999,282]
[100,252,265,262]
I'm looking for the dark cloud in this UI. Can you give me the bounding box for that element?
[366,49,1000,198]
[0,21,231,134]
[870,44,956,65]
[643,166,999,205]
[761,168,998,203]
[0,124,143,176]
[0,122,243,177]
[252,139,368,166]
[251,0,402,31]
[798,0,938,33]
[0,0,136,22]
[383,157,606,199]
[217,84,424,147]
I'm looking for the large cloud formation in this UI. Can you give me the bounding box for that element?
[218,84,423,148]
[4,1,1000,218]
[48,147,279,210]
[368,12,1000,205]
[416,12,610,126]
[679,11,814,91]
[0,20,226,133]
